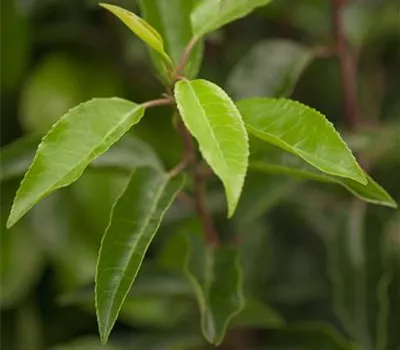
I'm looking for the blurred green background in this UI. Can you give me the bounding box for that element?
[1,0,399,349]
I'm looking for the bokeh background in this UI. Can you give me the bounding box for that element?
[1,0,399,349]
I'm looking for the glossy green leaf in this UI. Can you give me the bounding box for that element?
[175,79,249,217]
[7,98,145,228]
[184,228,245,345]
[99,3,172,65]
[191,0,271,38]
[138,0,204,79]
[0,136,39,183]
[226,39,314,99]
[95,167,184,344]
[0,134,163,182]
[237,98,367,184]
[250,142,397,208]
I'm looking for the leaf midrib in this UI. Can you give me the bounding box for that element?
[183,81,230,183]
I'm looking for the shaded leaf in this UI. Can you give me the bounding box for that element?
[138,0,203,79]
[184,226,245,345]
[191,0,271,38]
[0,136,39,183]
[99,3,172,66]
[175,79,249,217]
[250,142,397,208]
[7,98,145,228]
[95,167,184,343]
[237,98,367,184]
[233,298,284,329]
[226,39,314,99]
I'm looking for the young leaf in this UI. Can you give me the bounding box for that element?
[184,229,245,345]
[237,98,367,184]
[226,39,314,99]
[95,167,184,344]
[250,142,397,208]
[99,3,172,66]
[191,0,271,38]
[7,98,145,228]
[175,79,249,217]
[138,0,204,79]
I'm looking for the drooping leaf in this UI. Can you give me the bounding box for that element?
[138,0,204,79]
[250,141,397,208]
[95,167,184,344]
[0,136,39,183]
[226,39,314,99]
[175,79,249,217]
[7,98,145,228]
[99,3,172,66]
[191,0,271,38]
[184,226,245,345]
[237,98,367,184]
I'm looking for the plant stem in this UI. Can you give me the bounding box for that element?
[141,97,173,109]
[175,37,199,79]
[331,0,360,130]
[177,119,220,246]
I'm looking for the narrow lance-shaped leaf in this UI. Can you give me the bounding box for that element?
[237,98,367,184]
[184,228,245,345]
[138,0,204,79]
[175,79,249,217]
[191,0,271,38]
[250,141,397,208]
[95,167,185,344]
[99,3,172,66]
[7,98,145,228]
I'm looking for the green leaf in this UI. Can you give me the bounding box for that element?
[226,39,314,99]
[138,0,204,79]
[0,136,39,183]
[237,98,367,184]
[0,134,163,182]
[7,98,145,228]
[95,167,184,344]
[184,227,245,345]
[233,298,284,328]
[250,142,397,208]
[175,79,249,217]
[191,0,271,38]
[99,3,172,66]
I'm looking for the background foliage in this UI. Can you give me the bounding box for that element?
[1,0,399,349]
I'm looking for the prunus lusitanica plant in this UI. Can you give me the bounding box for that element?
[6,0,397,346]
